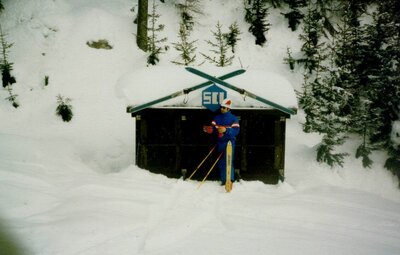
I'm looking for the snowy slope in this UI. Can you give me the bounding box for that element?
[0,0,399,254]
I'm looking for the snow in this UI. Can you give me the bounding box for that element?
[391,121,400,147]
[0,0,399,254]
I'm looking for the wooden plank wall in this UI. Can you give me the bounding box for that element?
[133,108,289,184]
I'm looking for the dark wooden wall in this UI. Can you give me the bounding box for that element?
[133,108,288,184]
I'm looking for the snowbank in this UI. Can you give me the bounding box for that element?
[0,0,399,254]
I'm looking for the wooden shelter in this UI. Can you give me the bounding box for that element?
[125,67,297,184]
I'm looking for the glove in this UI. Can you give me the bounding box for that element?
[203,125,213,134]
[216,126,226,138]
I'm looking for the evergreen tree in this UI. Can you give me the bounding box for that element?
[371,0,400,176]
[284,47,296,70]
[282,0,306,31]
[0,24,18,108]
[172,22,197,66]
[302,70,350,168]
[332,5,363,97]
[353,96,382,168]
[377,0,400,138]
[349,12,389,168]
[310,0,369,37]
[5,85,19,108]
[298,5,324,74]
[175,0,202,32]
[265,0,285,8]
[245,0,270,46]
[299,40,350,167]
[147,0,168,65]
[56,95,73,122]
[333,1,380,167]
[386,125,400,181]
[0,25,15,88]
[201,22,234,67]
[44,75,49,87]
[224,22,241,53]
[298,2,351,167]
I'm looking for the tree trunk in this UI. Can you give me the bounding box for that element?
[137,0,148,51]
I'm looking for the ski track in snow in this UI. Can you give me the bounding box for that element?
[1,114,399,255]
[1,152,400,255]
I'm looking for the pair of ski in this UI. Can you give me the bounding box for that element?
[188,142,233,193]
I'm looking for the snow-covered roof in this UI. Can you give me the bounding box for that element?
[119,66,298,115]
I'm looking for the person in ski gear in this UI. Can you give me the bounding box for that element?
[203,98,240,184]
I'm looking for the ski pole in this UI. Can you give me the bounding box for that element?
[188,145,216,180]
[197,152,223,189]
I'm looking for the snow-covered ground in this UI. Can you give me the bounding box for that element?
[0,0,399,254]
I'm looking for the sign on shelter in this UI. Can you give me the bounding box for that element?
[202,84,226,112]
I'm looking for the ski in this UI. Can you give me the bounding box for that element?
[185,67,296,115]
[127,69,246,114]
[225,141,233,192]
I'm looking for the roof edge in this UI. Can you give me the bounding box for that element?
[126,69,246,114]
